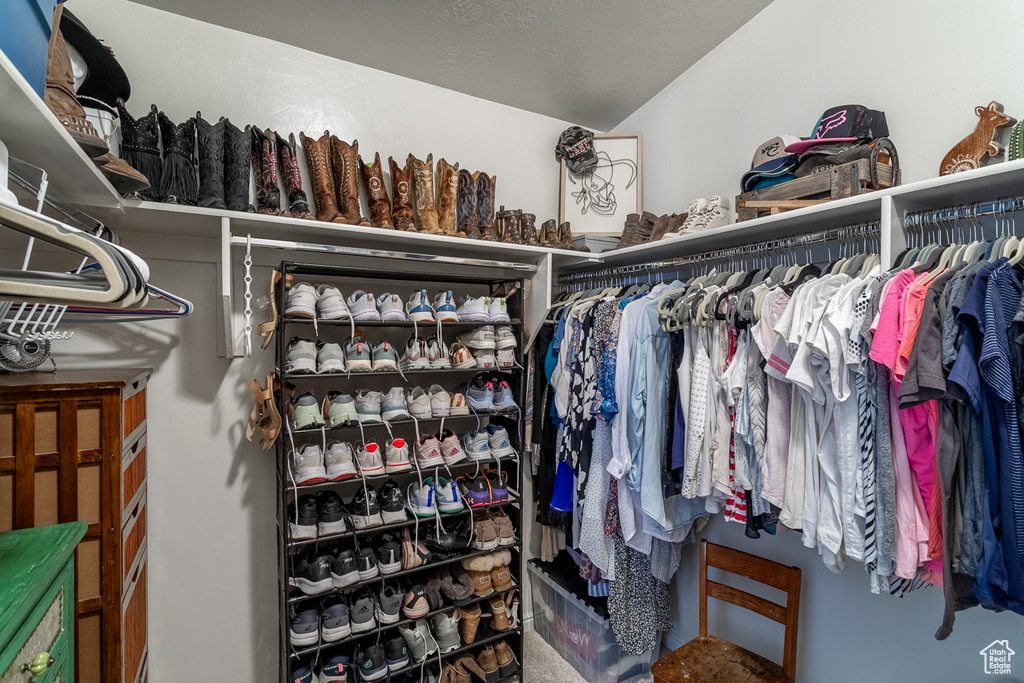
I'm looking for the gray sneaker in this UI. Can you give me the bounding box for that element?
[431,609,461,653]
[291,392,326,430]
[289,604,320,646]
[350,591,377,634]
[316,341,346,374]
[285,338,317,374]
[381,387,411,422]
[378,581,403,625]
[324,392,358,428]
[399,618,438,663]
[355,390,383,424]
[372,341,399,372]
[321,595,351,643]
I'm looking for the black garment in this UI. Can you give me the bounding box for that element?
[531,322,565,529]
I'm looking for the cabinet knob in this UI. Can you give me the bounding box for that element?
[21,652,54,679]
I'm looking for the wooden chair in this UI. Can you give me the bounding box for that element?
[651,539,802,683]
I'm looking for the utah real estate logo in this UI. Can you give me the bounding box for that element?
[980,640,1014,675]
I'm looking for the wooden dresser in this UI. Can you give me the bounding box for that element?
[0,369,151,683]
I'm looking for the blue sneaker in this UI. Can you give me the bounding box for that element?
[406,289,435,322]
[493,380,518,413]
[289,664,314,683]
[432,290,458,322]
[318,653,349,682]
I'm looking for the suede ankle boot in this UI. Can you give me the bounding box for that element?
[44,9,108,159]
[251,127,282,215]
[616,212,640,249]
[410,153,441,234]
[435,157,460,236]
[458,169,481,239]
[330,137,370,226]
[196,114,226,209]
[359,151,394,229]
[277,132,312,218]
[455,655,489,683]
[520,213,539,246]
[224,119,253,212]
[475,172,497,241]
[476,646,500,682]
[388,156,416,231]
[558,221,588,252]
[117,100,161,200]
[156,112,197,205]
[299,131,343,223]
[634,210,657,243]
[494,640,518,678]
[648,213,672,242]
[540,219,559,248]
[499,210,523,245]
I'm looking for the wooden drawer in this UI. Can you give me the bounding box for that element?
[27,639,68,683]
[122,544,147,683]
[122,490,146,593]
[0,563,73,683]
[121,431,146,516]
[121,376,147,445]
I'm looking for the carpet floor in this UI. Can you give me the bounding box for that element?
[523,630,654,683]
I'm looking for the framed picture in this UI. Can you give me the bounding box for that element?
[558,132,642,235]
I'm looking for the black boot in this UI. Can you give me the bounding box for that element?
[196,113,226,209]
[157,112,198,205]
[277,132,311,218]
[116,100,162,200]
[224,119,254,212]
[251,127,282,214]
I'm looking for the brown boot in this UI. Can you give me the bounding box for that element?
[520,213,539,246]
[616,213,639,249]
[648,213,672,242]
[458,602,482,644]
[458,169,481,239]
[97,155,151,195]
[500,210,524,245]
[559,221,589,252]
[435,157,460,236]
[540,219,559,248]
[358,151,394,229]
[494,640,519,678]
[299,131,344,223]
[388,156,416,231]
[330,137,370,226]
[476,646,500,681]
[455,655,488,683]
[44,7,108,159]
[475,172,497,241]
[635,210,657,244]
[277,133,312,219]
[488,593,510,631]
[410,153,441,234]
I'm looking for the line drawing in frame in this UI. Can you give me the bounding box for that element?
[559,132,642,235]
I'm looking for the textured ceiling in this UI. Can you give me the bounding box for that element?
[126,0,771,130]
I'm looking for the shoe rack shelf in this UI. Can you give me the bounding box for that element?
[273,262,526,682]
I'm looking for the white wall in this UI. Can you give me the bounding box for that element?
[41,2,579,681]
[615,1,1024,680]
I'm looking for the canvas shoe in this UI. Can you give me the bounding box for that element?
[433,290,459,322]
[428,384,451,417]
[484,424,516,458]
[466,378,494,412]
[378,387,409,423]
[385,438,413,474]
[328,547,360,588]
[350,485,384,530]
[384,635,410,673]
[288,495,318,539]
[399,619,439,663]
[458,326,496,349]
[291,444,327,485]
[355,441,385,476]
[316,284,351,320]
[350,591,378,633]
[474,348,497,369]
[378,581,404,625]
[493,326,517,350]
[407,479,436,517]
[355,390,383,424]
[450,392,470,416]
[357,547,380,581]
[415,433,445,467]
[463,430,490,461]
[376,534,403,573]
[457,295,490,322]
[496,348,515,369]
[347,290,381,321]
[493,381,518,412]
[400,337,431,371]
[449,342,476,369]
[432,609,462,654]
[321,596,351,642]
[316,490,348,536]
[289,548,334,595]
[318,653,350,682]
[487,297,510,323]
[439,429,466,466]
[316,341,346,374]
[379,480,408,524]
[426,336,451,369]
[372,341,399,372]
[355,643,388,682]
[323,392,358,428]
[285,337,317,374]
[406,289,435,322]
[433,476,464,513]
[285,282,317,318]
[377,292,407,322]
[292,392,326,430]
[344,337,373,372]
[698,195,731,231]
[406,386,433,420]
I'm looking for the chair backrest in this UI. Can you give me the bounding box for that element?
[699,539,802,682]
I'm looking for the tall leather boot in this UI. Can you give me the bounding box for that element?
[299,131,343,223]
[435,157,460,237]
[388,156,416,231]
[559,221,589,252]
[500,209,523,244]
[224,119,253,212]
[520,213,539,246]
[410,154,441,234]
[116,100,162,201]
[475,172,497,241]
[196,114,226,209]
[358,151,394,229]
[277,133,311,219]
[157,112,197,205]
[539,219,559,248]
[251,127,282,215]
[329,137,370,226]
[457,169,481,239]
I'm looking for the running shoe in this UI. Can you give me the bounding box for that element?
[289,548,334,595]
[428,384,451,417]
[355,390,383,423]
[348,290,381,321]
[288,494,318,539]
[463,430,490,461]
[378,581,404,624]
[408,479,436,517]
[433,476,464,513]
[406,289,435,322]
[372,341,399,372]
[291,392,326,430]
[344,337,373,372]
[385,438,412,474]
[494,325,517,350]
[406,386,433,420]
[439,429,466,466]
[415,434,444,467]
[290,444,327,485]
[285,337,317,374]
[381,387,411,422]
[496,348,515,369]
[493,381,518,412]
[316,284,351,320]
[319,653,350,682]
[449,342,476,369]
[433,290,459,322]
[355,441,385,476]
[317,490,348,535]
[379,480,408,523]
[401,337,430,371]
[466,378,494,412]
[323,392,357,428]
[450,391,470,416]
[484,424,516,458]
[474,348,496,369]
[426,336,451,369]
[377,292,407,322]
[458,326,496,349]
[285,282,317,318]
[350,486,384,529]
[316,341,346,374]
[456,295,490,322]
[321,596,351,643]
[487,297,510,323]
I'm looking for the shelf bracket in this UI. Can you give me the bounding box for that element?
[219,216,236,358]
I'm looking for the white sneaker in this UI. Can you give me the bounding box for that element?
[474,349,496,369]
[325,441,357,481]
[415,434,444,468]
[487,297,510,323]
[285,282,317,318]
[672,198,707,236]
[449,343,476,369]
[291,444,327,485]
[428,384,451,417]
[385,438,412,473]
[316,284,351,320]
[400,337,430,371]
[450,392,470,416]
[458,326,495,349]
[355,390,383,423]
[377,293,407,322]
[699,195,732,231]
[439,430,466,466]
[496,348,515,369]
[408,479,437,517]
[355,441,385,476]
[494,326,517,350]
[433,291,458,322]
[456,296,490,322]
[316,341,346,374]
[348,290,380,321]
[406,290,435,322]
[463,431,490,461]
[406,387,432,420]
[285,338,317,374]
[485,424,516,458]
[382,387,411,422]
[434,476,463,513]
[426,337,451,369]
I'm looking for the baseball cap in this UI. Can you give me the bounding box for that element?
[555,126,598,173]
[741,135,801,192]
[785,105,889,155]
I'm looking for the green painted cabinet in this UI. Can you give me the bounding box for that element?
[0,523,86,683]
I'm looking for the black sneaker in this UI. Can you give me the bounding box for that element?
[376,533,402,574]
[459,473,492,508]
[385,634,410,672]
[316,491,347,536]
[289,548,334,595]
[327,545,359,589]
[379,479,408,524]
[288,495,318,540]
[357,546,380,580]
[350,485,384,530]
[356,642,388,681]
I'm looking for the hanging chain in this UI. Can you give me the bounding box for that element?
[243,234,254,357]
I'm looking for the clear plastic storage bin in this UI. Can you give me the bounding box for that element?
[528,561,656,683]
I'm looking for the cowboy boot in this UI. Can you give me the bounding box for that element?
[458,169,481,239]
[329,137,370,226]
[500,209,523,245]
[435,157,460,237]
[224,119,253,212]
[299,131,344,223]
[616,212,640,249]
[251,127,282,215]
[44,8,108,159]
[559,221,589,252]
[157,112,197,205]
[410,153,441,234]
[116,100,162,200]
[277,133,312,219]
[539,219,559,248]
[358,151,394,229]
[388,156,416,231]
[475,172,497,241]
[196,114,227,209]
[520,213,539,246]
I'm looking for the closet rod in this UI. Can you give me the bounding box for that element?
[229,235,537,272]
[903,195,1024,227]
